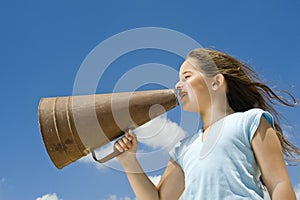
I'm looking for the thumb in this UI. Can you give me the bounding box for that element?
[128,129,137,146]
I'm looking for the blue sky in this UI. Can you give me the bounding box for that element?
[1,0,300,199]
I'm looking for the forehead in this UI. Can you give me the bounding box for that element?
[179,60,199,74]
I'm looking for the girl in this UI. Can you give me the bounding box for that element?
[114,48,300,199]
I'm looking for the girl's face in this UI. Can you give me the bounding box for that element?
[176,60,212,113]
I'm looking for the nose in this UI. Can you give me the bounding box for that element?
[175,81,183,91]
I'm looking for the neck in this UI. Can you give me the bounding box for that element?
[200,103,234,131]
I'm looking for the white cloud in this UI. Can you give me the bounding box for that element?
[149,175,162,186]
[295,183,300,200]
[135,115,187,150]
[36,193,62,200]
[282,124,297,141]
[105,194,134,200]
[106,195,118,200]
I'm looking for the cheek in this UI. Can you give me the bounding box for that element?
[188,78,211,105]
[189,77,209,96]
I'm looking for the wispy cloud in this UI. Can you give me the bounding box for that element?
[0,177,5,195]
[282,124,296,140]
[36,193,62,200]
[105,194,134,200]
[0,177,5,187]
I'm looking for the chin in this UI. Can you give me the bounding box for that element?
[180,96,200,112]
[182,103,199,112]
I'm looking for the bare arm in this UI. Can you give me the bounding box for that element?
[251,117,296,200]
[157,158,185,200]
[115,130,185,200]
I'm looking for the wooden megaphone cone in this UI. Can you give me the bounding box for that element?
[38,89,178,169]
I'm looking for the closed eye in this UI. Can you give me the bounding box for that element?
[184,75,191,79]
[180,70,193,81]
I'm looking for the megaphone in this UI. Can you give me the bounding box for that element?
[38,89,178,169]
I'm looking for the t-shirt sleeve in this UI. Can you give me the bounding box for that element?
[244,108,275,143]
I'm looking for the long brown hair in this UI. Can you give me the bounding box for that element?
[187,48,300,162]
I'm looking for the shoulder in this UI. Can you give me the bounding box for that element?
[242,108,275,142]
[242,108,266,117]
[221,108,272,130]
[243,108,274,127]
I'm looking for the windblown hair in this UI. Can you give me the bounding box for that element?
[187,48,300,161]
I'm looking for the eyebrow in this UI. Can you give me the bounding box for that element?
[181,70,193,76]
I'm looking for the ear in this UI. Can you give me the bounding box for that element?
[212,74,225,90]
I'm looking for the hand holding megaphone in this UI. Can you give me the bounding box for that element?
[114,130,136,154]
[92,130,137,163]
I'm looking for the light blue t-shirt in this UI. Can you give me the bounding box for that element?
[169,108,274,200]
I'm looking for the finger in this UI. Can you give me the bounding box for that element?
[128,129,134,135]
[122,137,132,148]
[130,129,137,135]
[117,139,128,151]
[124,132,132,141]
[114,142,124,152]
[124,130,135,143]
[128,130,137,144]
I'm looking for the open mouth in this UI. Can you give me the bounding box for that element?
[179,93,187,100]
